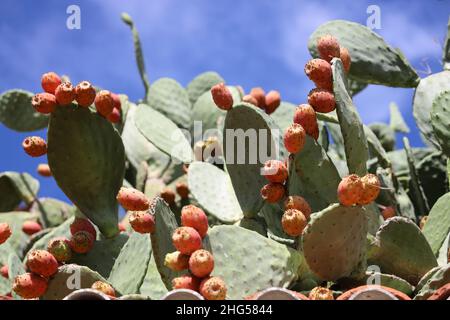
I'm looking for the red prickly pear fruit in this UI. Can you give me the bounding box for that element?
[304,59,332,90]
[55,82,76,105]
[164,251,189,271]
[307,88,336,113]
[116,187,150,211]
[36,163,52,177]
[293,104,319,140]
[172,275,200,291]
[284,123,306,154]
[199,277,227,300]
[284,195,311,219]
[118,222,126,232]
[0,223,12,244]
[260,183,285,203]
[281,209,307,237]
[337,174,363,207]
[189,249,214,278]
[181,205,209,238]
[22,136,47,157]
[419,215,428,230]
[91,281,116,297]
[111,93,122,110]
[128,210,155,234]
[160,188,176,206]
[175,182,189,199]
[75,81,96,107]
[381,206,396,220]
[358,173,380,205]
[249,87,266,109]
[70,217,97,239]
[69,231,95,254]
[26,249,59,277]
[22,220,42,235]
[265,90,281,114]
[340,47,351,73]
[317,35,340,63]
[13,273,48,299]
[32,92,57,114]
[0,265,8,278]
[106,107,121,124]
[211,83,233,111]
[41,72,61,94]
[262,160,288,183]
[47,237,72,263]
[172,226,202,255]
[94,90,115,117]
[242,94,258,106]
[309,286,334,300]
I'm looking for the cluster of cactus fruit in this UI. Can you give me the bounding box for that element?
[0,13,450,300]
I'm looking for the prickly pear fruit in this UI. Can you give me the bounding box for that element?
[249,87,266,109]
[164,251,189,271]
[284,123,306,154]
[211,83,233,111]
[160,188,176,206]
[293,104,319,140]
[307,88,336,113]
[128,210,155,234]
[337,174,363,207]
[284,195,312,219]
[340,47,351,73]
[94,90,115,117]
[0,223,12,244]
[69,231,95,254]
[22,136,47,157]
[172,227,202,255]
[70,217,97,239]
[175,182,189,199]
[55,82,75,105]
[32,92,57,114]
[181,205,209,238]
[358,174,380,205]
[281,209,307,237]
[260,183,285,203]
[262,160,288,183]
[116,187,150,211]
[13,273,48,299]
[26,250,59,277]
[106,107,121,124]
[91,281,116,297]
[47,237,72,263]
[189,249,214,278]
[243,94,258,106]
[199,277,227,300]
[381,206,396,220]
[22,220,42,235]
[309,286,334,300]
[172,275,200,291]
[111,93,122,110]
[419,215,428,230]
[317,35,340,63]
[75,81,96,107]
[265,90,281,114]
[41,72,61,94]
[0,265,8,278]
[304,58,332,90]
[36,163,52,177]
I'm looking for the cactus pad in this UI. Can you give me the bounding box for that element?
[414,263,450,300]
[431,90,450,157]
[30,198,73,228]
[389,102,410,133]
[187,71,224,105]
[422,193,450,255]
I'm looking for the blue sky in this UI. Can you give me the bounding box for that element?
[0,0,449,202]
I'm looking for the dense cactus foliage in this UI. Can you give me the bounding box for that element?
[0,14,449,300]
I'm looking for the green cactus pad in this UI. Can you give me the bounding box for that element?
[308,20,419,87]
[223,104,286,217]
[0,243,15,295]
[270,101,296,132]
[0,172,39,211]
[389,102,410,133]
[187,161,242,223]
[48,105,124,238]
[413,70,450,148]
[237,217,267,237]
[422,193,450,256]
[30,198,73,228]
[119,294,151,300]
[43,264,108,300]
[186,71,224,105]
[332,58,368,176]
[139,253,168,299]
[0,89,48,132]
[431,90,450,157]
[147,78,192,129]
[437,232,450,266]
[369,217,437,285]
[205,225,303,299]
[301,204,368,281]
[29,217,73,253]
[108,232,151,295]
[364,126,391,168]
[414,263,450,300]
[0,211,38,254]
[443,17,450,70]
[135,103,193,163]
[288,136,341,212]
[8,252,25,299]
[417,152,449,208]
[347,78,368,96]
[362,271,414,296]
[259,202,295,245]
